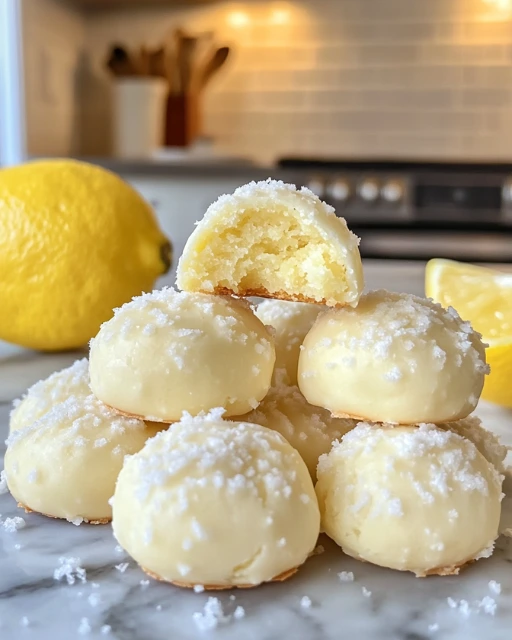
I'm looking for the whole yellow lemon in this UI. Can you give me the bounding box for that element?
[0,160,171,351]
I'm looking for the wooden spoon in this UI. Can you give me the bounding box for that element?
[105,44,138,77]
[175,28,199,94]
[196,46,230,92]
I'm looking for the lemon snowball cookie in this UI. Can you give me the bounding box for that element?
[299,290,488,425]
[5,394,161,524]
[112,413,320,588]
[316,423,503,577]
[177,179,364,307]
[10,358,90,433]
[442,416,508,473]
[255,300,323,385]
[89,288,275,422]
[238,385,355,481]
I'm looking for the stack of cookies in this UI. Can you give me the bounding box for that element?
[298,290,505,576]
[4,179,506,589]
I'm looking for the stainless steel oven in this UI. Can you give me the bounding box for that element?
[278,159,512,262]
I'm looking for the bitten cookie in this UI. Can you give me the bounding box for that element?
[177,179,364,307]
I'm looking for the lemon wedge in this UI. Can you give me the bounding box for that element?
[425,259,512,407]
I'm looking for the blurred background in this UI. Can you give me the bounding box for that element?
[2,0,512,286]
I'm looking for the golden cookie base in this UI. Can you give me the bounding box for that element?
[18,502,110,525]
[330,411,460,427]
[104,403,176,425]
[349,548,475,578]
[199,285,351,308]
[141,565,298,590]
[417,559,474,577]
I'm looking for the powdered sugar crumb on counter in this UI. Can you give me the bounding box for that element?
[115,562,129,573]
[488,580,502,595]
[20,616,30,627]
[2,516,25,532]
[78,617,92,635]
[361,587,372,597]
[100,625,112,635]
[447,595,498,616]
[193,585,205,593]
[193,597,245,631]
[54,556,87,585]
[233,606,245,620]
[338,571,354,582]
[0,470,9,495]
[87,593,101,607]
[428,623,440,633]
[140,579,150,588]
[300,596,312,609]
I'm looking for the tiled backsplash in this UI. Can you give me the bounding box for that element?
[23,0,512,162]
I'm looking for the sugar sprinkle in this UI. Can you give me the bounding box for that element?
[53,557,87,585]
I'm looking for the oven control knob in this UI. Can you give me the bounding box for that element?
[306,177,325,198]
[327,179,351,202]
[502,179,512,203]
[381,180,404,203]
[358,179,380,202]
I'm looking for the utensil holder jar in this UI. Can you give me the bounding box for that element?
[113,77,167,158]
[164,93,201,147]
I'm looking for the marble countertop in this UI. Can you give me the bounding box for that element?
[1,262,511,640]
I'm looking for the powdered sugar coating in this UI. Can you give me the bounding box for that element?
[0,470,8,495]
[112,415,319,587]
[90,287,275,421]
[4,394,161,523]
[299,290,488,424]
[255,300,323,386]
[205,179,339,223]
[316,422,503,576]
[237,383,355,481]
[10,358,90,433]
[442,415,508,473]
